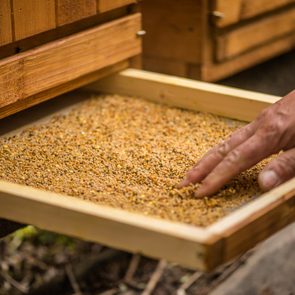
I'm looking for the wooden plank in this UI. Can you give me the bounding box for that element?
[0,180,213,271]
[86,69,279,122]
[98,0,136,13]
[0,4,130,60]
[214,0,295,27]
[0,14,141,109]
[208,177,295,262]
[0,60,129,119]
[57,0,97,26]
[0,0,13,46]
[142,0,203,63]
[202,34,295,82]
[216,7,295,61]
[13,0,56,40]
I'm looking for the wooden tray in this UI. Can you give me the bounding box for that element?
[0,69,294,271]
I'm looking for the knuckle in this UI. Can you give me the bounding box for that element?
[216,141,230,158]
[259,120,285,141]
[224,149,241,166]
[257,108,271,121]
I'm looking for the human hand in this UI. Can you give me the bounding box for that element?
[179,90,295,197]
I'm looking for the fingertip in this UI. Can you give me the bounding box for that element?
[258,170,280,191]
[194,186,207,198]
[177,178,190,188]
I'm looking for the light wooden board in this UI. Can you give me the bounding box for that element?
[214,0,295,27]
[98,0,136,13]
[12,0,56,41]
[216,7,295,60]
[0,0,13,46]
[0,14,141,109]
[1,69,295,271]
[86,69,279,122]
[57,0,97,26]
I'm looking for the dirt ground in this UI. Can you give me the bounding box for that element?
[0,50,294,295]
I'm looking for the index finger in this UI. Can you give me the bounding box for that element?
[179,122,256,187]
[195,132,279,198]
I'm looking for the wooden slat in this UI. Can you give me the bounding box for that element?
[214,0,295,27]
[201,31,295,82]
[86,69,279,122]
[98,0,135,13]
[0,14,141,110]
[13,0,56,40]
[0,0,13,46]
[0,61,129,119]
[0,180,213,271]
[142,0,203,64]
[216,7,295,61]
[208,177,295,261]
[57,0,97,26]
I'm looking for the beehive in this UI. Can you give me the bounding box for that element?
[142,0,295,81]
[0,0,141,118]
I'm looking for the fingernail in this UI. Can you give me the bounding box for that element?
[259,170,279,190]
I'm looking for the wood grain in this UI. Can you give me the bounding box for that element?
[214,0,295,27]
[0,61,129,119]
[143,56,187,77]
[13,0,56,40]
[86,69,279,122]
[0,70,294,270]
[0,14,141,109]
[142,0,203,64]
[0,0,13,46]
[208,178,295,261]
[216,7,295,60]
[98,0,135,13]
[57,0,97,26]
[202,34,295,81]
[0,180,212,270]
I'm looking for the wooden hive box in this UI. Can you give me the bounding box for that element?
[142,0,295,81]
[0,0,294,272]
[0,0,141,118]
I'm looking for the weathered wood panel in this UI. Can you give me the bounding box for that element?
[0,0,13,46]
[216,7,295,61]
[214,0,295,27]
[57,0,97,26]
[13,0,56,40]
[98,0,136,13]
[0,14,141,109]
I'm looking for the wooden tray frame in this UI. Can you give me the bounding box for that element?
[0,69,294,271]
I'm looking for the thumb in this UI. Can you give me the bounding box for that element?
[258,148,295,192]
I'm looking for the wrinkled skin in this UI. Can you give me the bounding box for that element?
[179,90,295,198]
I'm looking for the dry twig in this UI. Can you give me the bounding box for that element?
[65,263,83,295]
[98,288,118,295]
[124,253,141,283]
[176,271,203,295]
[0,271,29,294]
[142,259,167,295]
